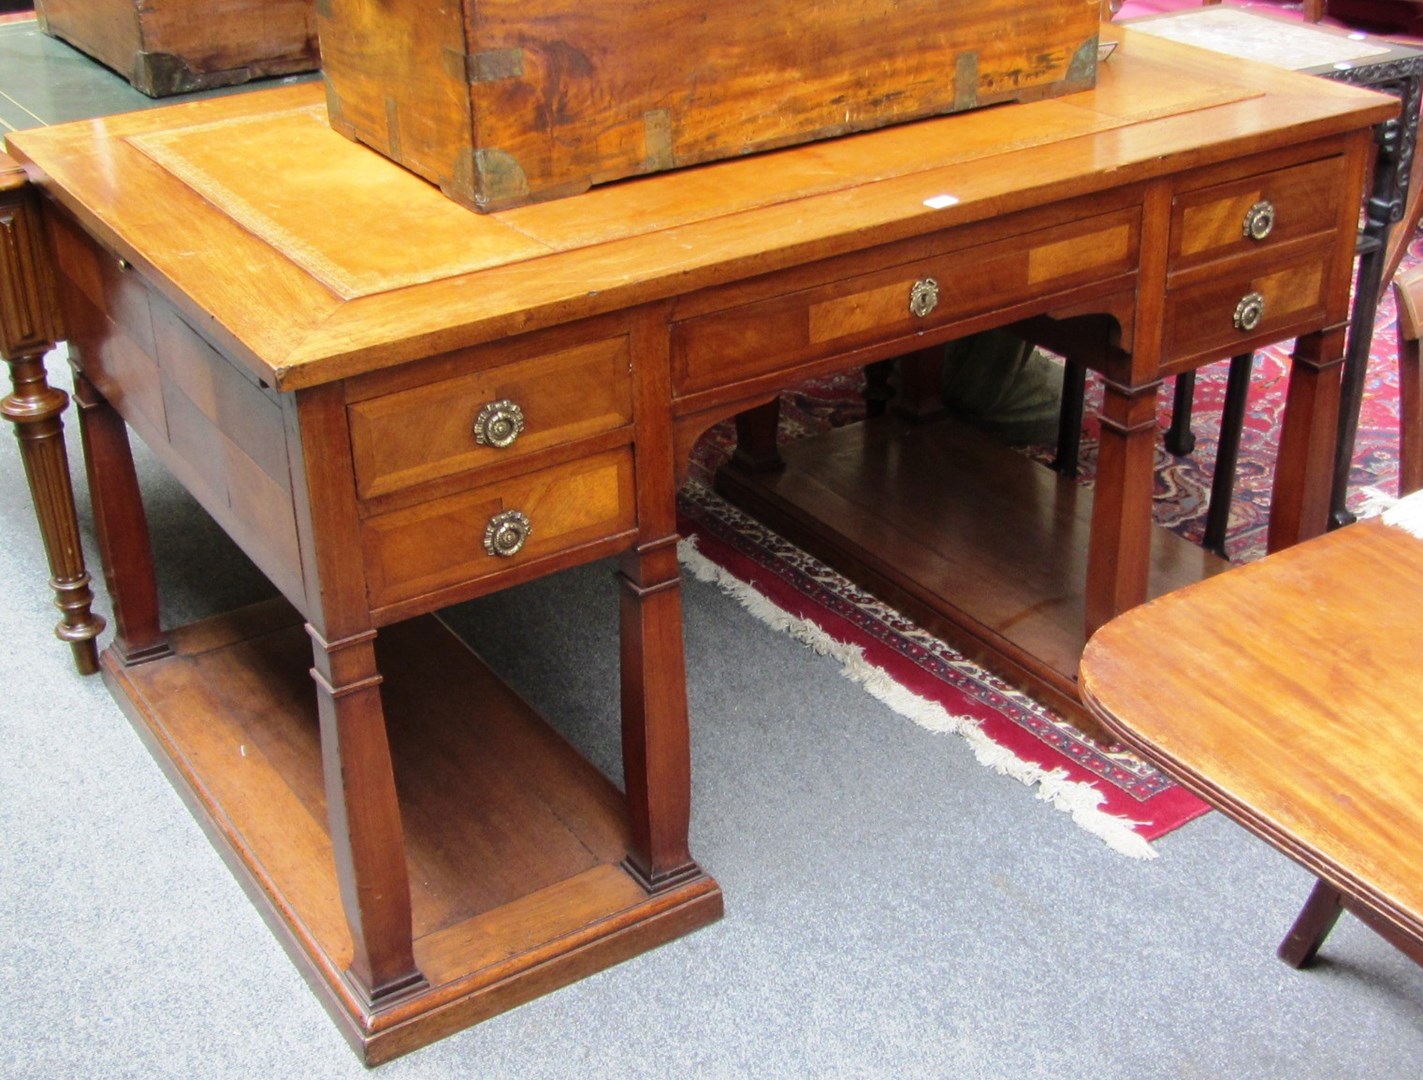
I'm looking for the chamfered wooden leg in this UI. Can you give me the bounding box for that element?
[1084,377,1160,639]
[1278,879,1345,969]
[618,536,698,892]
[307,623,426,1006]
[1,155,105,674]
[1268,330,1343,554]
[70,367,170,665]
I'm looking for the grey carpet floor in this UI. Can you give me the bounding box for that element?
[3,357,1423,1079]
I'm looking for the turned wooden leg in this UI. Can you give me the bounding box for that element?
[1201,353,1254,559]
[1269,331,1343,554]
[1165,370,1197,456]
[1084,377,1160,639]
[1278,879,1345,968]
[1,155,105,673]
[307,623,426,1005]
[863,359,894,418]
[618,536,698,891]
[730,397,785,474]
[1051,358,1087,478]
[70,368,169,664]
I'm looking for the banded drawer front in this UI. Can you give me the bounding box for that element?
[1169,155,1345,272]
[361,447,636,611]
[347,335,633,499]
[671,207,1139,398]
[1163,251,1327,366]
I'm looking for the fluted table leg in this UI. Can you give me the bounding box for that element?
[1,154,105,673]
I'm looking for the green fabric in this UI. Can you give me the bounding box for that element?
[940,330,1064,445]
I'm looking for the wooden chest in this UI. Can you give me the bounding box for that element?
[316,0,1103,212]
[35,0,318,97]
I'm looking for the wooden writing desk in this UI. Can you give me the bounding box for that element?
[1079,500,1423,970]
[0,26,1396,1062]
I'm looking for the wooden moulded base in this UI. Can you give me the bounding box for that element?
[100,599,722,1065]
[715,415,1228,741]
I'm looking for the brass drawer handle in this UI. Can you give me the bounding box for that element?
[1242,200,1275,241]
[1233,291,1265,332]
[483,509,532,557]
[473,399,525,448]
[908,277,940,319]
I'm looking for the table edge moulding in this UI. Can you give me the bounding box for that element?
[0,25,1399,1063]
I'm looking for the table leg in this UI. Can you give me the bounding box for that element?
[1278,879,1345,968]
[1084,376,1160,638]
[618,535,698,891]
[70,368,170,664]
[1268,330,1344,553]
[730,397,785,474]
[1,164,105,673]
[307,622,427,1006]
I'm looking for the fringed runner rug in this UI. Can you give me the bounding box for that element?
[676,238,1416,858]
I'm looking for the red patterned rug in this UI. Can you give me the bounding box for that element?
[675,237,1417,857]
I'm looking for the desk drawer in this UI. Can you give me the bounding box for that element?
[670,207,1139,398]
[1164,250,1328,365]
[1169,155,1345,273]
[361,447,636,610]
[347,335,633,499]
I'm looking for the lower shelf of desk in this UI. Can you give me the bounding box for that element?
[716,414,1229,739]
[101,599,722,1064]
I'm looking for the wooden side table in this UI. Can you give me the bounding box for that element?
[1080,498,1423,968]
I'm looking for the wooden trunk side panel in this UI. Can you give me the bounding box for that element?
[37,0,317,95]
[319,0,1100,210]
[35,0,143,91]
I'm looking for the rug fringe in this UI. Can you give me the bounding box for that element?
[677,535,1159,860]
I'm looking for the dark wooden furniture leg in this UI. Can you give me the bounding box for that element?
[1165,370,1197,456]
[1278,879,1346,968]
[1200,352,1255,558]
[69,367,170,664]
[1394,266,1423,496]
[892,345,946,422]
[1051,357,1087,478]
[0,154,105,673]
[730,396,785,474]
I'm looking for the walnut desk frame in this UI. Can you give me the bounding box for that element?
[0,28,1397,1063]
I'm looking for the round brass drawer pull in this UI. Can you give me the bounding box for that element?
[908,277,940,319]
[1242,200,1276,241]
[483,510,532,557]
[1233,291,1266,333]
[473,399,525,448]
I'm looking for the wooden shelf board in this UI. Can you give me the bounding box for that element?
[101,599,722,1064]
[715,415,1229,738]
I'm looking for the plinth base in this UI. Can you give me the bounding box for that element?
[101,599,722,1064]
